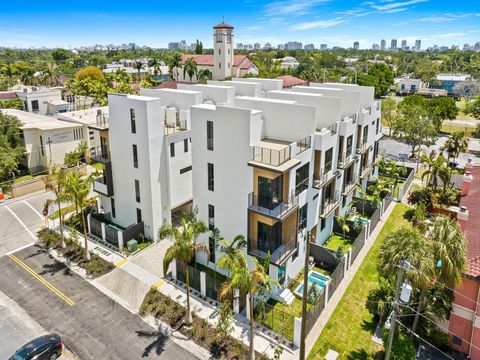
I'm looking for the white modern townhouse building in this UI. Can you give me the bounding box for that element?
[190,80,382,298]
[15,87,69,115]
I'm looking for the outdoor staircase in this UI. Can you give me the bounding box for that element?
[279,288,295,305]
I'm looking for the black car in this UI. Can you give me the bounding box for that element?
[10,333,62,360]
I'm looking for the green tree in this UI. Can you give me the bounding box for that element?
[420,151,448,190]
[219,252,278,360]
[133,61,145,82]
[381,98,401,137]
[51,48,71,62]
[167,53,182,82]
[64,170,95,260]
[158,209,208,324]
[194,39,203,54]
[465,97,480,120]
[43,165,68,248]
[413,59,440,83]
[358,63,394,97]
[183,58,198,83]
[147,57,161,77]
[197,69,212,82]
[0,111,25,181]
[441,132,468,166]
[76,66,105,82]
[427,97,458,131]
[217,234,247,277]
[337,215,350,240]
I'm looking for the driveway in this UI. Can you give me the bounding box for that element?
[131,239,173,278]
[0,245,197,360]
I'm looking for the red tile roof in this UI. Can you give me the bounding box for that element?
[154,79,178,89]
[213,22,234,29]
[461,166,480,277]
[179,54,255,70]
[0,91,17,100]
[276,75,308,88]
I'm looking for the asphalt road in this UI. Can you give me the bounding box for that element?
[0,245,197,360]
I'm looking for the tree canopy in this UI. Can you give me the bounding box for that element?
[358,63,394,97]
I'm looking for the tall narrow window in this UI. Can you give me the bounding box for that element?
[324,147,333,173]
[295,162,310,196]
[208,163,214,191]
[135,179,140,203]
[39,135,44,156]
[132,144,138,168]
[170,142,175,157]
[207,121,214,150]
[184,138,188,153]
[208,205,215,230]
[298,204,308,232]
[130,109,136,134]
[136,208,142,223]
[209,237,216,263]
[111,198,116,218]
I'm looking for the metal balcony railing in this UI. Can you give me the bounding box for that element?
[337,154,353,168]
[342,174,358,194]
[313,168,331,189]
[164,119,187,135]
[320,190,340,217]
[252,145,292,167]
[248,192,298,219]
[356,142,367,153]
[248,237,297,265]
[296,136,311,155]
[90,146,110,163]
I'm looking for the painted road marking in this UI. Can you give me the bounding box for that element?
[115,259,128,268]
[4,206,36,241]
[7,254,75,306]
[153,279,166,288]
[6,242,35,256]
[22,200,44,220]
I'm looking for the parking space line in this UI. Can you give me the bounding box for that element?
[22,200,44,220]
[4,206,37,241]
[7,254,75,306]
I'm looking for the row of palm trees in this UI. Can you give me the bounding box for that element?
[158,210,276,360]
[44,165,95,260]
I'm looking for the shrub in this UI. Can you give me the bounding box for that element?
[37,228,61,247]
[307,282,321,305]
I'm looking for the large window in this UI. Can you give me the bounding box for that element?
[298,204,308,232]
[208,163,214,191]
[363,126,368,145]
[258,176,282,209]
[180,166,192,174]
[295,162,310,196]
[207,121,214,150]
[132,144,138,168]
[135,179,140,203]
[209,237,216,263]
[376,118,380,134]
[324,147,333,173]
[130,109,136,134]
[39,135,44,156]
[346,135,353,157]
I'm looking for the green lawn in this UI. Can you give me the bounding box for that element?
[308,203,411,360]
[324,234,354,253]
[441,122,475,137]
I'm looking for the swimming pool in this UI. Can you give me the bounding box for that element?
[350,215,369,226]
[294,271,330,298]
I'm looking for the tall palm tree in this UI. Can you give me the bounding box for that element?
[337,215,350,240]
[168,53,182,82]
[64,170,94,260]
[210,228,223,285]
[183,58,198,83]
[441,132,468,167]
[368,177,392,207]
[147,57,161,77]
[158,210,208,324]
[134,61,145,82]
[429,216,467,286]
[219,252,278,360]
[379,226,434,336]
[43,165,68,248]
[198,69,212,83]
[420,151,448,190]
[217,234,247,277]
[355,183,370,215]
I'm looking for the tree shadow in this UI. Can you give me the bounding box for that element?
[136,323,168,357]
[345,348,373,360]
[39,259,72,277]
[24,246,46,259]
[403,209,414,221]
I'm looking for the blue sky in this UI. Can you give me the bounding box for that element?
[1,0,479,49]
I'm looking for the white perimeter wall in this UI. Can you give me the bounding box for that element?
[177,84,235,105]
[140,88,203,109]
[207,80,261,97]
[232,77,283,92]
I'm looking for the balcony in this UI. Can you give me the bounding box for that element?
[164,119,187,135]
[320,190,340,217]
[252,143,291,167]
[93,176,113,197]
[90,147,110,164]
[360,162,374,178]
[342,174,358,195]
[296,136,311,155]
[248,237,297,265]
[248,192,298,219]
[337,154,354,169]
[356,142,368,154]
[313,168,331,189]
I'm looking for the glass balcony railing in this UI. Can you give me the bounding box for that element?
[248,237,297,265]
[252,145,292,167]
[248,192,298,219]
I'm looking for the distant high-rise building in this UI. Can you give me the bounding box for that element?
[263,43,272,50]
[320,44,328,50]
[277,44,285,50]
[353,41,360,50]
[128,43,136,50]
[304,43,315,51]
[475,42,480,51]
[463,44,471,51]
[285,41,303,50]
[254,42,261,50]
[380,39,386,51]
[236,43,244,50]
[391,39,397,50]
[168,42,180,50]
[415,40,421,51]
[372,43,380,50]
[401,40,407,49]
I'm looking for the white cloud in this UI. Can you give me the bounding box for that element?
[419,13,480,23]
[263,0,331,16]
[290,18,346,31]
[371,0,428,11]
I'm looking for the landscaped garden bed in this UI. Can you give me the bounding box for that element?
[324,234,354,254]
[140,287,270,360]
[37,227,114,278]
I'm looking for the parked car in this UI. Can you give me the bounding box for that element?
[9,333,62,360]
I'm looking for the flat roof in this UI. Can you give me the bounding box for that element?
[47,100,69,106]
[58,106,109,125]
[2,109,83,131]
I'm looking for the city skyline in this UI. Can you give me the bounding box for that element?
[1,0,480,49]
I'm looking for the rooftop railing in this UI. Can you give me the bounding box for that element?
[296,136,311,155]
[252,145,292,167]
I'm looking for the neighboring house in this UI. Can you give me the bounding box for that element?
[15,87,68,115]
[1,109,84,173]
[431,73,472,96]
[448,166,480,359]
[397,77,424,95]
[279,56,300,69]
[175,22,258,83]
[276,75,308,89]
[57,106,109,160]
[0,91,18,103]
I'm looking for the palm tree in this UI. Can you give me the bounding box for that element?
[219,252,278,360]
[429,216,467,286]
[134,61,145,82]
[183,58,198,83]
[198,69,212,83]
[158,209,208,324]
[148,57,161,77]
[64,170,94,260]
[420,151,448,189]
[441,132,468,167]
[43,165,68,248]
[217,234,247,277]
[337,215,350,240]
[168,53,182,82]
[355,183,370,215]
[209,228,224,286]
[368,177,392,207]
[379,226,434,336]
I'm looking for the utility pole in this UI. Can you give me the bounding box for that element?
[46,137,53,165]
[384,260,407,360]
[299,231,312,360]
